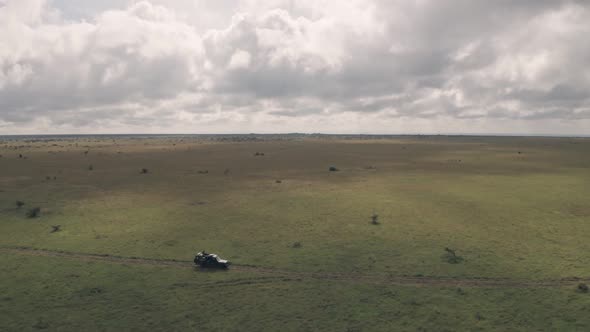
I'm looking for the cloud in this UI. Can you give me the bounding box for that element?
[0,1,203,119]
[1,0,589,134]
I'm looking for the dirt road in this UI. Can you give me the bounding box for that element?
[2,246,588,288]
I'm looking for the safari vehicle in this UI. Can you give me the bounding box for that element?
[194,251,230,268]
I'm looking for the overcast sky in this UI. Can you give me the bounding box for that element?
[1,0,589,135]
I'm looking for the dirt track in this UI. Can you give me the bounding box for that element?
[2,246,589,288]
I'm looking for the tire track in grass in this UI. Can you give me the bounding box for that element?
[2,245,589,288]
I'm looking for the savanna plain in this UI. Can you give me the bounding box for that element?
[1,135,589,331]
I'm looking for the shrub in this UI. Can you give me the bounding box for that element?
[371,213,379,225]
[16,200,25,208]
[444,247,463,264]
[292,242,302,248]
[140,168,149,174]
[26,207,41,218]
[33,319,50,330]
[329,166,338,172]
[578,283,589,293]
[88,165,93,171]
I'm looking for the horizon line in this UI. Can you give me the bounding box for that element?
[0,133,589,138]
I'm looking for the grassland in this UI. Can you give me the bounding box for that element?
[1,135,590,331]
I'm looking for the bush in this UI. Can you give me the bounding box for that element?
[329,166,339,172]
[371,213,379,225]
[140,168,149,174]
[578,283,589,293]
[292,242,302,248]
[26,207,41,218]
[16,200,25,208]
[88,165,93,171]
[443,247,463,264]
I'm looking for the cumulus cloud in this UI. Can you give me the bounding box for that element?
[0,0,589,134]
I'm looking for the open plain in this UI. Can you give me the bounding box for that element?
[1,135,590,331]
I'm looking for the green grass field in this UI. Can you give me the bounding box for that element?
[1,135,590,331]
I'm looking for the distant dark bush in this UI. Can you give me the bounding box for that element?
[88,165,93,171]
[45,176,51,180]
[26,207,41,218]
[140,168,149,174]
[50,225,61,233]
[578,283,589,293]
[275,180,282,183]
[33,319,50,330]
[292,242,302,248]
[197,170,208,174]
[371,213,379,225]
[329,166,339,172]
[18,154,23,158]
[444,247,463,264]
[16,200,25,208]
[254,152,265,156]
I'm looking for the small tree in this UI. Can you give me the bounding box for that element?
[444,247,463,264]
[371,213,379,225]
[26,207,41,218]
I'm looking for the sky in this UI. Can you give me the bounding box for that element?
[0,0,589,135]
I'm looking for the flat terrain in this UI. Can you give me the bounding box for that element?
[1,135,589,331]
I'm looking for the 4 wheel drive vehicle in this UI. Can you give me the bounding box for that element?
[194,251,230,268]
